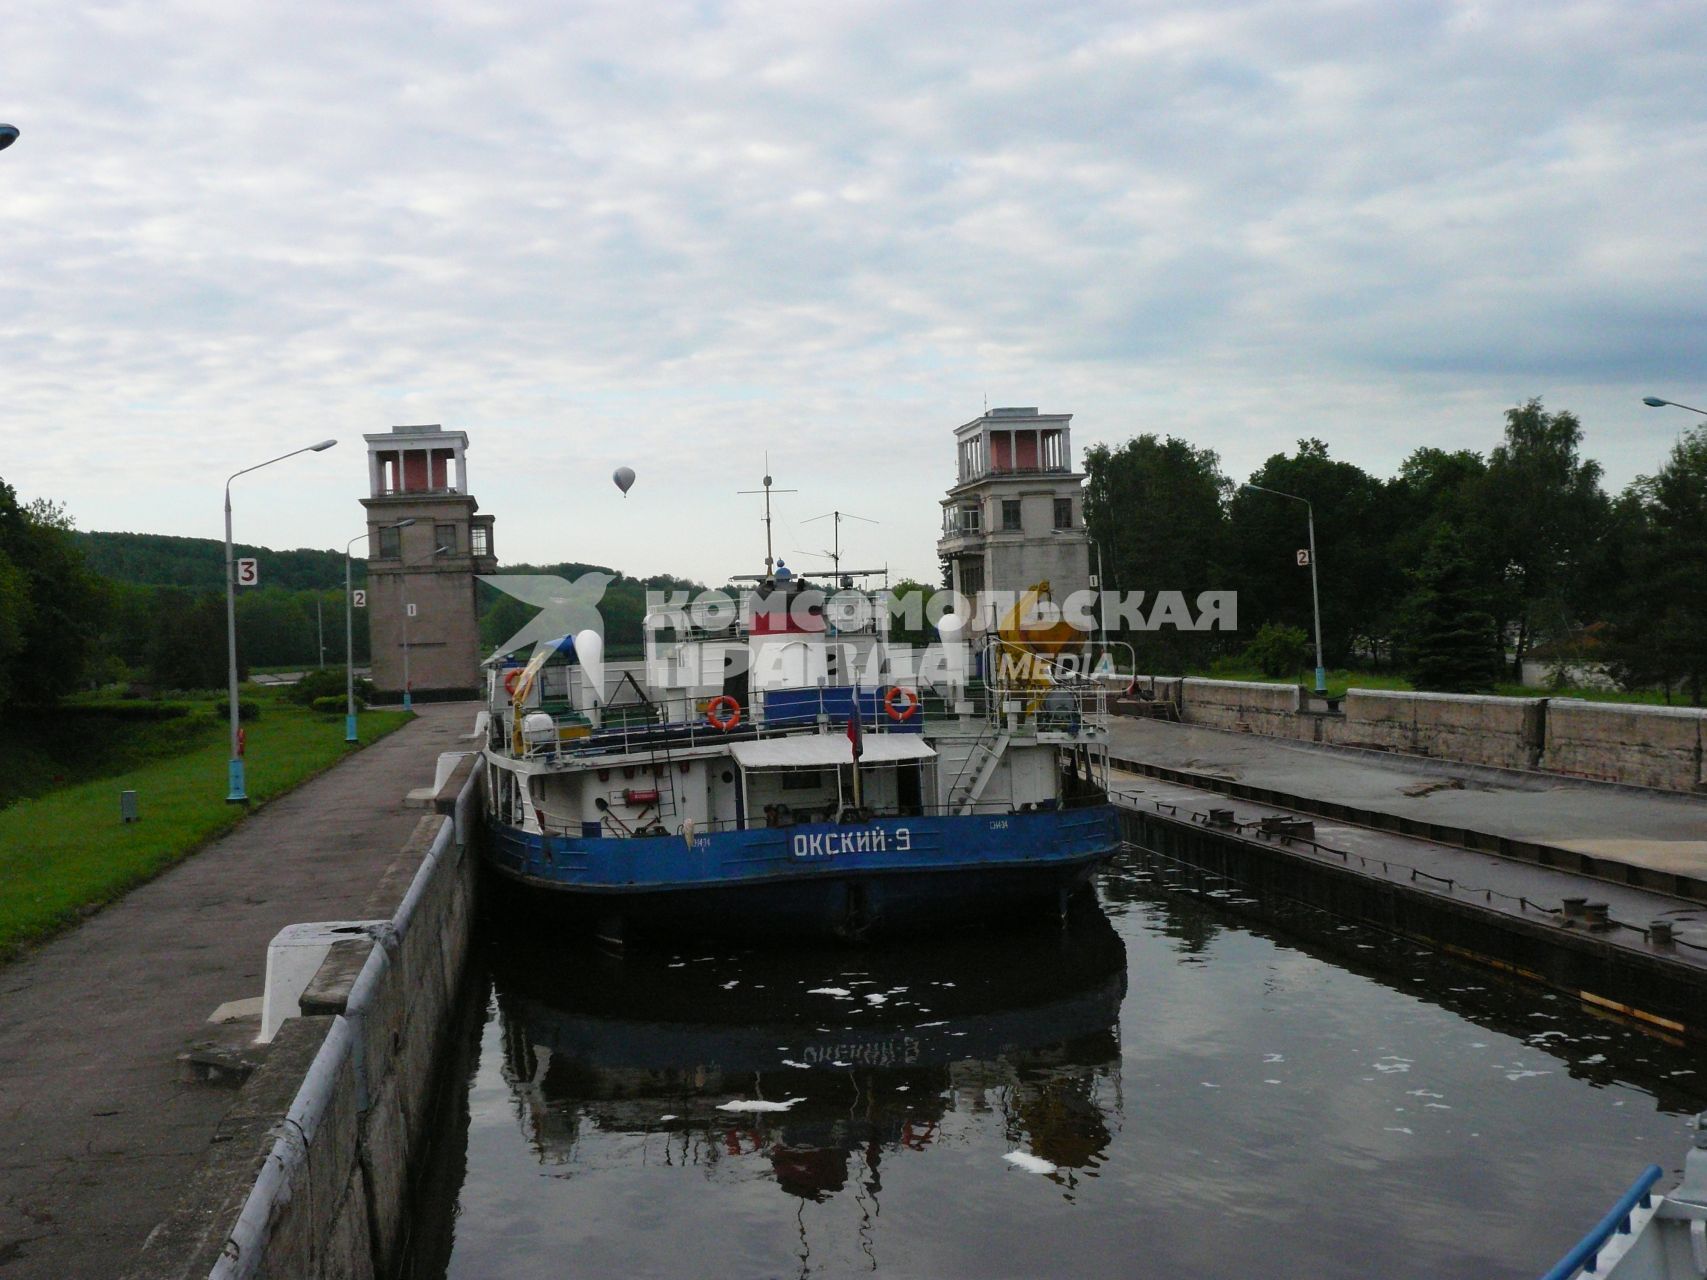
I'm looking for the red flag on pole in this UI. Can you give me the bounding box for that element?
[846,710,864,760]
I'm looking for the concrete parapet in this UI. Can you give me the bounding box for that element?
[130,766,484,1280]
[1342,689,1541,770]
[1180,677,1302,735]
[1542,700,1707,791]
[1115,675,1705,794]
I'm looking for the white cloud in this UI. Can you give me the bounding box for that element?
[2,0,1704,581]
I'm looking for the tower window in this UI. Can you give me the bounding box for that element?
[436,524,458,554]
[378,526,401,559]
[1054,498,1073,529]
[471,526,489,556]
[1001,500,1022,531]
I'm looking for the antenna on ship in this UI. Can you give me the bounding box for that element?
[802,509,878,582]
[738,457,796,575]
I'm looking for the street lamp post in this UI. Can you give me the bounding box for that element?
[1642,396,1707,416]
[224,440,337,802]
[1242,483,1326,694]
[345,521,414,741]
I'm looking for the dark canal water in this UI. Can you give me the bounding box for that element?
[401,850,1707,1279]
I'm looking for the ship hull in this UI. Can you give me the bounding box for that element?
[482,806,1120,941]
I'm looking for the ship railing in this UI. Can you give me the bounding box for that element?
[507,682,1115,763]
[512,686,982,762]
[532,790,1115,837]
[1539,1164,1664,1280]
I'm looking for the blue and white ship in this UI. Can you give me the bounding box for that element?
[477,540,1119,943]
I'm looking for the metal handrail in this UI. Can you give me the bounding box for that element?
[531,790,1117,837]
[1539,1165,1664,1280]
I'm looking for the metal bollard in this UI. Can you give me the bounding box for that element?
[1649,920,1674,947]
[120,790,139,823]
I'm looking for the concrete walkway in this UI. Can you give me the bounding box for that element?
[0,703,476,1280]
[1106,718,1707,878]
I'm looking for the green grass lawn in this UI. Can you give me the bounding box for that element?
[0,688,412,960]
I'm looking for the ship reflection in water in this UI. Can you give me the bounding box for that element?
[405,853,1707,1280]
[493,899,1124,1213]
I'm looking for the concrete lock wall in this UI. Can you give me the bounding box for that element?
[133,761,484,1280]
[1116,675,1705,794]
[1541,700,1707,791]
[1177,678,1302,735]
[1336,690,1542,770]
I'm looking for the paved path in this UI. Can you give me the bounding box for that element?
[0,703,476,1280]
[1106,718,1707,877]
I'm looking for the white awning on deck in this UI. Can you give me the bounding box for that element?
[730,734,936,770]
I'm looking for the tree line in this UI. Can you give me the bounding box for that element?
[4,399,1702,706]
[0,512,382,698]
[1082,399,1707,702]
[0,508,705,703]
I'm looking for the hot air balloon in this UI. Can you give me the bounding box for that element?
[612,466,635,496]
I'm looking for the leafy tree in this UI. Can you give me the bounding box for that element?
[1227,440,1404,669]
[146,590,237,690]
[1083,434,1230,672]
[885,579,939,647]
[0,479,103,703]
[1606,426,1707,704]
[1401,527,1504,693]
[1240,623,1311,678]
[0,546,28,700]
[1477,399,1609,676]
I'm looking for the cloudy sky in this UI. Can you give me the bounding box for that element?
[3,0,1704,584]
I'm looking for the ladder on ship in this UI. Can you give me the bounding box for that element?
[947,728,1009,816]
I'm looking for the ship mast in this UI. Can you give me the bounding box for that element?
[803,508,878,581]
[738,460,796,575]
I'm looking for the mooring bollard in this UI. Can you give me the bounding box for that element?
[1650,920,1674,947]
[120,790,139,823]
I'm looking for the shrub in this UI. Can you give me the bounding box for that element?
[221,698,261,723]
[287,669,372,706]
[1240,623,1311,678]
[311,695,349,715]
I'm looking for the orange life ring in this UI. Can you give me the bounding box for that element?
[707,695,742,731]
[883,685,920,722]
[503,668,524,698]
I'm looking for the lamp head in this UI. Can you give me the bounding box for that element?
[0,126,18,152]
[394,518,417,529]
[1642,397,1669,408]
[311,438,337,451]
